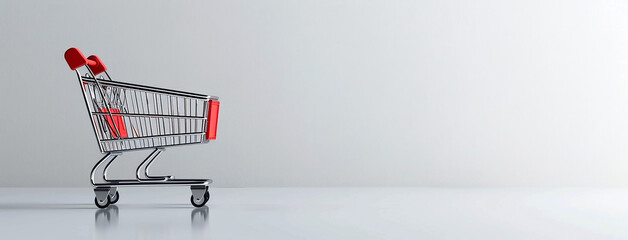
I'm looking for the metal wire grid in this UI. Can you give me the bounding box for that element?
[82,77,210,152]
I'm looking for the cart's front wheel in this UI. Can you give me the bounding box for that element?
[191,191,210,207]
[95,195,111,209]
[109,191,119,204]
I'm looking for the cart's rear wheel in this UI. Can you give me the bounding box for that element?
[109,191,119,204]
[95,195,111,209]
[191,190,210,207]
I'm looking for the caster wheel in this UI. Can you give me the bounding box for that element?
[191,191,210,207]
[110,191,119,204]
[95,195,111,209]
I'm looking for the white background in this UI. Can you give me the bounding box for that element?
[2,0,628,187]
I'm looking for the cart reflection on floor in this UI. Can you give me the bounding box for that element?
[94,206,210,232]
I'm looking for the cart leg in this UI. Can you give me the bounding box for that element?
[91,152,121,185]
[190,185,209,207]
[136,148,173,181]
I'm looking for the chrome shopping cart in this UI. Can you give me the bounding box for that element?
[64,48,220,208]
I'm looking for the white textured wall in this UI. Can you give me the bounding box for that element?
[2,0,628,187]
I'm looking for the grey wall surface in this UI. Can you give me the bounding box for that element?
[2,0,628,187]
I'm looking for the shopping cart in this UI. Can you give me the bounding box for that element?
[64,48,220,208]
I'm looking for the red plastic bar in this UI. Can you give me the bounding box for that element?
[206,100,220,140]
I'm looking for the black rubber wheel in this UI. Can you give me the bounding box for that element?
[110,191,119,204]
[191,191,210,207]
[95,195,111,209]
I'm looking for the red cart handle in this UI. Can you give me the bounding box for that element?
[64,47,107,75]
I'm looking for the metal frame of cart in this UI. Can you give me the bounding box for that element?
[64,48,220,208]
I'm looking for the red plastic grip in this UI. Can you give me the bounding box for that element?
[64,48,107,75]
[206,100,220,140]
[87,55,107,75]
[64,48,87,70]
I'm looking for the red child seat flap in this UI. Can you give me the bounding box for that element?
[100,108,128,138]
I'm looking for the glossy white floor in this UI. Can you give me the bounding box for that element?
[0,187,627,239]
